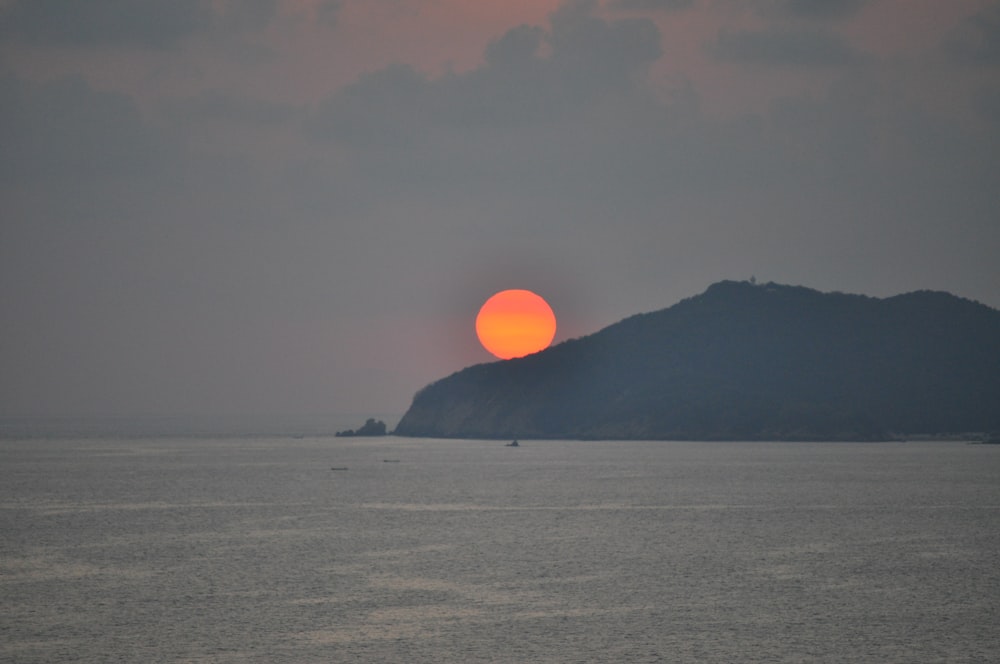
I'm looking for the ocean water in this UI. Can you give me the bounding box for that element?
[2,436,999,662]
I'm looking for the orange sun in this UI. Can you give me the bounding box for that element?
[476,289,557,359]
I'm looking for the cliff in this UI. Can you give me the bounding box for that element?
[394,281,1000,441]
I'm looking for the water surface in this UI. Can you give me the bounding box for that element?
[2,437,998,662]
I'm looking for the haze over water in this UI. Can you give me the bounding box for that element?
[3,435,999,662]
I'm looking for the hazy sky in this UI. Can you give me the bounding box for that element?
[2,0,998,421]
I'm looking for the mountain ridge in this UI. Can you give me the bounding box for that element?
[394,281,1000,440]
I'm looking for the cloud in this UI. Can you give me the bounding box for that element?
[306,1,994,219]
[311,2,661,143]
[0,73,172,182]
[166,90,299,127]
[218,0,279,32]
[709,27,863,66]
[310,64,431,147]
[548,0,663,86]
[0,0,284,49]
[0,0,209,48]
[975,86,1000,124]
[300,1,686,222]
[316,1,341,27]
[609,0,696,11]
[945,4,1000,66]
[299,0,997,272]
[762,0,868,21]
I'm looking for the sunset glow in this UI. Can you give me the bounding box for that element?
[476,289,557,359]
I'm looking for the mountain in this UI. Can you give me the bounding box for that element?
[394,281,1000,441]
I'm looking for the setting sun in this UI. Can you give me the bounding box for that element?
[476,289,557,359]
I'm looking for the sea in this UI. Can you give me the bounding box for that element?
[2,427,999,662]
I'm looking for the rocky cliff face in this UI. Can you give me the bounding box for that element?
[394,281,1000,440]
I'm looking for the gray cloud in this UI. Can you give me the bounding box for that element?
[609,0,696,12]
[709,27,864,66]
[548,0,663,84]
[0,0,283,48]
[946,4,1000,66]
[220,0,279,32]
[0,73,172,181]
[300,8,699,225]
[317,1,341,27]
[762,0,868,21]
[975,86,1000,124]
[166,90,300,127]
[303,3,994,219]
[0,0,209,48]
[311,64,432,146]
[312,4,661,142]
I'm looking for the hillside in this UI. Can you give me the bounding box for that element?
[394,281,1000,441]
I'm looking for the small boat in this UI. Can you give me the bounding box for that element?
[330,466,349,471]
[506,440,519,447]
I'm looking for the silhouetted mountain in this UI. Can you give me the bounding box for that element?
[336,418,387,437]
[395,281,1000,441]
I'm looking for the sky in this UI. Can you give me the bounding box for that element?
[2,0,999,423]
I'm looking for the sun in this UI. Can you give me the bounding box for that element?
[476,289,557,359]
